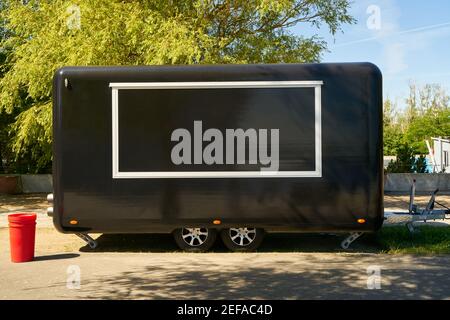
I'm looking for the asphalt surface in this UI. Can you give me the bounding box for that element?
[2,249,450,299]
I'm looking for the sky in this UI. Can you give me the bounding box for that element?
[291,0,450,108]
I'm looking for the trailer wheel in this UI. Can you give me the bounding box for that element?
[220,228,265,252]
[173,228,217,252]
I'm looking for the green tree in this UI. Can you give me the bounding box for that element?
[406,108,450,154]
[386,143,428,173]
[404,84,450,154]
[384,83,450,156]
[386,143,415,173]
[383,98,403,155]
[0,0,14,173]
[0,0,355,172]
[415,154,428,173]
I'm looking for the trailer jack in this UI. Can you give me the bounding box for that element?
[340,232,364,249]
[75,233,98,249]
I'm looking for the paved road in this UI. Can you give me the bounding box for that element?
[1,249,450,299]
[1,227,450,299]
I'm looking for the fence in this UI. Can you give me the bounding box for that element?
[384,173,450,194]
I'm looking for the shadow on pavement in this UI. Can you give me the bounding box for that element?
[34,253,80,261]
[0,193,47,213]
[80,233,383,253]
[78,252,450,299]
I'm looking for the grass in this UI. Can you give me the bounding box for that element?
[378,225,450,254]
[85,227,450,255]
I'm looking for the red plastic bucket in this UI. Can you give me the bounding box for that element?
[8,213,37,263]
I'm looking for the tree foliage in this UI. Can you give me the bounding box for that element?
[0,0,354,172]
[383,98,403,156]
[384,83,450,160]
[385,143,428,173]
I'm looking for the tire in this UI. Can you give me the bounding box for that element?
[173,227,217,252]
[220,227,265,252]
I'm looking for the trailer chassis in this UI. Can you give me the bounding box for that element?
[75,233,98,249]
[340,232,364,249]
[384,179,450,232]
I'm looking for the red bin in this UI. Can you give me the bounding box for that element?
[8,213,37,263]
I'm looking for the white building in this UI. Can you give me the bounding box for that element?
[428,137,450,173]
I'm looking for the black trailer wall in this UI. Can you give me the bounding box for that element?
[52,63,383,233]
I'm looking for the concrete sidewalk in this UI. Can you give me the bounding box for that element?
[1,226,450,299]
[1,249,450,299]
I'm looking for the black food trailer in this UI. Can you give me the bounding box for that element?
[48,63,383,251]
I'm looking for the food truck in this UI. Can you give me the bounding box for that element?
[48,63,383,251]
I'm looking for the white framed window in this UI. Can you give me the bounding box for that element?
[109,81,323,179]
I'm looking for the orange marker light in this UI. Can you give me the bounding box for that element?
[357,218,366,224]
[213,219,221,225]
[69,220,78,225]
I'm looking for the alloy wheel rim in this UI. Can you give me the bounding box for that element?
[182,228,209,247]
[229,228,257,246]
